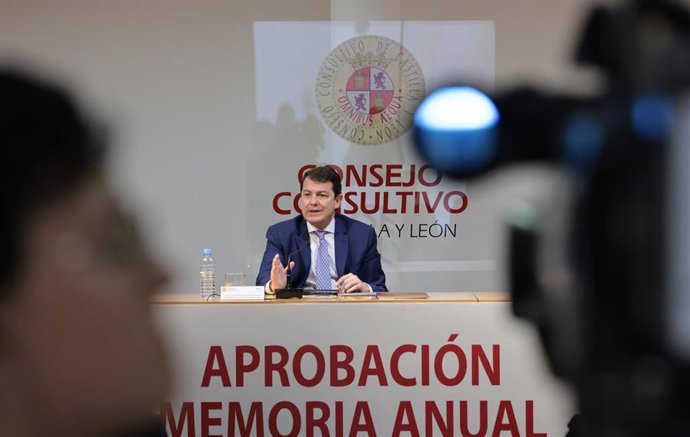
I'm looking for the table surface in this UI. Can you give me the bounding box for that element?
[152,291,510,304]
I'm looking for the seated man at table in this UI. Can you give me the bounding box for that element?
[257,166,387,294]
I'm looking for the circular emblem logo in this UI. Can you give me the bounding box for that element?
[316,35,425,145]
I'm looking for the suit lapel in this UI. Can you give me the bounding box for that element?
[335,215,348,277]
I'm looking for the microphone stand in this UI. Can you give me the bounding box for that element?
[276,240,310,299]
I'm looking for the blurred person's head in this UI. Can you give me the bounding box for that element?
[0,67,170,436]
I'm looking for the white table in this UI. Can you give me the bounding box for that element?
[152,292,574,437]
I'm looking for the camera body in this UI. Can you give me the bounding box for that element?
[413,1,690,435]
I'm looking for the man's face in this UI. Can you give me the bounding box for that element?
[300,176,342,229]
[5,175,170,434]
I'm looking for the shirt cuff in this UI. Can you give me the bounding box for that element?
[265,280,275,295]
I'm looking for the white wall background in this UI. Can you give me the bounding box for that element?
[0,0,606,294]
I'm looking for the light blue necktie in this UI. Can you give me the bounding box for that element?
[315,230,332,290]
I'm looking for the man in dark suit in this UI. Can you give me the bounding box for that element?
[257,166,387,293]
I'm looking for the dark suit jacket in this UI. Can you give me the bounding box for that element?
[256,214,387,292]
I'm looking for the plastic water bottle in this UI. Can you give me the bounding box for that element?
[200,248,216,299]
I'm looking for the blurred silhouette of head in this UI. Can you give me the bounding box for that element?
[0,67,170,437]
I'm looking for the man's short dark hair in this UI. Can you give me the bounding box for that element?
[300,166,342,197]
[0,67,105,293]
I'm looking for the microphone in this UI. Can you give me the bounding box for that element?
[278,239,310,298]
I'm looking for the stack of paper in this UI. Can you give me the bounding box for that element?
[338,291,376,299]
[375,292,428,300]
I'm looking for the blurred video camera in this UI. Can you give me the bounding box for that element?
[413,1,690,435]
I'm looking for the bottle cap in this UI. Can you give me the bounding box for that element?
[203,248,212,255]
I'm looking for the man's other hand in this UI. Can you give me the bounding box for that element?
[336,273,369,293]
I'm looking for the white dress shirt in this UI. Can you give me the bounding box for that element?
[305,218,337,290]
[307,218,372,292]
